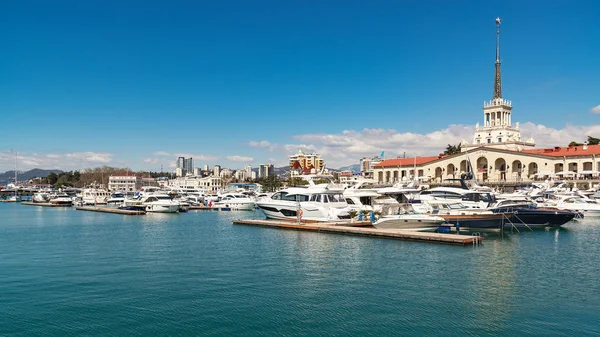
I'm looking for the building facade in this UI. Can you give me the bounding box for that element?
[108,176,157,192]
[360,155,382,178]
[289,150,325,176]
[176,157,194,177]
[259,164,274,178]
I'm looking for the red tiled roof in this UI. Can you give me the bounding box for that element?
[374,156,440,168]
[522,144,600,157]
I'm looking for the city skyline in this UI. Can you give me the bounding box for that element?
[3,1,600,172]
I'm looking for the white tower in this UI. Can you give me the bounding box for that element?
[466,18,535,151]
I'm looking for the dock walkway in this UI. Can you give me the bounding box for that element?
[22,202,72,207]
[232,219,482,246]
[76,206,146,215]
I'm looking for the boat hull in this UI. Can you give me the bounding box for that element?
[440,214,507,229]
[373,216,445,230]
[213,202,255,211]
[492,207,576,227]
[146,204,180,213]
[257,204,349,222]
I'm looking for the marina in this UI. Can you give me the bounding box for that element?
[232,219,482,246]
[2,5,599,335]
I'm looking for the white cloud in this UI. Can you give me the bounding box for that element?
[591,105,600,114]
[227,155,254,162]
[0,151,115,172]
[152,151,218,161]
[153,151,172,156]
[248,140,276,151]
[246,123,600,168]
[65,152,113,163]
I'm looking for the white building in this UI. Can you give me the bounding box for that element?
[213,165,221,177]
[220,168,232,178]
[235,169,247,181]
[108,175,157,193]
[168,176,223,193]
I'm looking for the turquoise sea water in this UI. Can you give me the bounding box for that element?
[1,203,599,336]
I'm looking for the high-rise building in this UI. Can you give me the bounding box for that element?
[259,164,274,178]
[219,168,232,178]
[213,165,221,177]
[176,157,193,177]
[244,165,253,179]
[234,169,247,181]
[360,156,382,178]
[203,164,209,171]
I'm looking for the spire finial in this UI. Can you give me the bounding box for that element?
[494,17,502,99]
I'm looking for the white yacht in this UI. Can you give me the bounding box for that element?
[343,180,401,215]
[80,187,110,205]
[373,204,446,231]
[256,186,352,222]
[32,192,51,203]
[544,196,600,217]
[213,193,256,211]
[49,193,73,205]
[107,192,126,205]
[414,187,494,209]
[124,194,180,213]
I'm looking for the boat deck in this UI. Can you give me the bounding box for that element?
[232,219,483,246]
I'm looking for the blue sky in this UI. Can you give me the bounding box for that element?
[2,0,599,172]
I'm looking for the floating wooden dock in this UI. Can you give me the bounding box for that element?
[22,202,72,207]
[232,219,483,246]
[76,206,146,215]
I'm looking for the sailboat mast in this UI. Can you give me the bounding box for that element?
[14,151,17,184]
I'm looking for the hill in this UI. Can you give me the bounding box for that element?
[0,168,64,184]
[336,164,360,172]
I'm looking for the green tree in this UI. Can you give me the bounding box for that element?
[46,172,58,185]
[588,136,600,145]
[55,175,73,188]
[569,141,583,146]
[444,143,461,155]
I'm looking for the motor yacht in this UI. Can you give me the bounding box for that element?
[343,180,401,215]
[32,192,51,203]
[373,204,446,231]
[124,194,180,213]
[80,187,110,205]
[213,193,256,211]
[416,200,508,230]
[488,198,576,227]
[543,196,600,217]
[256,187,352,222]
[107,192,126,205]
[49,193,73,206]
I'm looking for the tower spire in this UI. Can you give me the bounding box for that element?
[493,17,502,99]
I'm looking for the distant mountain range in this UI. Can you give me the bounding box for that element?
[337,164,360,172]
[0,169,63,184]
